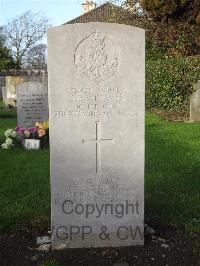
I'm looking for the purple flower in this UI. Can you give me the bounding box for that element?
[28,127,38,133]
[15,126,38,135]
[15,127,26,134]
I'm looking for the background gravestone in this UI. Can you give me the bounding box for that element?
[190,80,200,122]
[6,76,26,99]
[2,86,14,108]
[17,81,48,127]
[48,22,145,249]
[0,76,6,100]
[0,71,48,103]
[27,75,48,89]
[2,86,8,106]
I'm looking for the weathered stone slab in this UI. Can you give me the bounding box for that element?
[2,86,14,108]
[0,76,6,100]
[17,81,48,127]
[6,76,26,101]
[48,22,145,249]
[190,80,200,122]
[2,86,7,103]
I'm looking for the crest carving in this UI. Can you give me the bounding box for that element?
[74,32,119,82]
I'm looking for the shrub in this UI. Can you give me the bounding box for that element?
[146,56,200,111]
[146,22,200,60]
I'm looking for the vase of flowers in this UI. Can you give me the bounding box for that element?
[1,121,49,150]
[23,139,40,150]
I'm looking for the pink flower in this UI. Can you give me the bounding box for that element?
[15,126,38,136]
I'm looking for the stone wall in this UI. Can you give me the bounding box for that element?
[0,69,48,101]
[0,69,47,76]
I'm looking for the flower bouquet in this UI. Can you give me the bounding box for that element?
[35,121,49,148]
[16,127,40,150]
[1,121,49,150]
[1,129,19,149]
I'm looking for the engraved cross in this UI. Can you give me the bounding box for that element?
[82,121,114,173]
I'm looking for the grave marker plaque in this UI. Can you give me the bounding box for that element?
[17,81,48,127]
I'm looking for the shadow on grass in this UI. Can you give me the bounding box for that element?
[0,109,17,119]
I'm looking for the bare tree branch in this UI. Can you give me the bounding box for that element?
[3,10,50,68]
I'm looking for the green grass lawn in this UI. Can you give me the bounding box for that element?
[146,114,200,232]
[0,114,50,232]
[0,100,17,119]
[0,112,199,233]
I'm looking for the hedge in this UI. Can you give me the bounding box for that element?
[146,56,200,110]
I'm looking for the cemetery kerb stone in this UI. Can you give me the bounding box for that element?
[190,80,200,122]
[48,22,145,249]
[17,81,48,128]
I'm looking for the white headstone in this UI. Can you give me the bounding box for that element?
[17,81,48,127]
[48,23,145,249]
